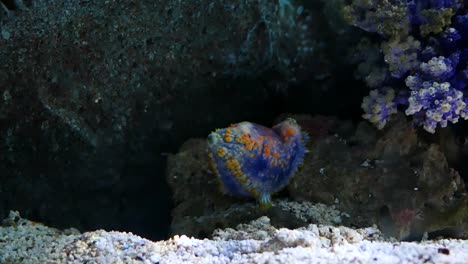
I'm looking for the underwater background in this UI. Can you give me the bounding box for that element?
[0,0,467,248]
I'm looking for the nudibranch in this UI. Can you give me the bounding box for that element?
[207,118,308,209]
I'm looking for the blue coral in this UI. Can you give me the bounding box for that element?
[439,27,461,50]
[207,119,308,208]
[345,0,468,133]
[362,88,399,129]
[343,0,461,37]
[383,36,421,78]
[405,80,468,132]
[343,0,410,37]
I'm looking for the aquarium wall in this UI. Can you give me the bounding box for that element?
[0,0,467,247]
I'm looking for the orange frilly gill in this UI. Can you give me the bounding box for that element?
[207,118,308,208]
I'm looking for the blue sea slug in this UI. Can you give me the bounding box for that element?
[207,118,308,208]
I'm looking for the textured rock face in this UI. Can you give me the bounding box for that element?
[166,138,344,237]
[0,0,345,239]
[289,114,468,240]
[168,114,467,240]
[166,138,241,237]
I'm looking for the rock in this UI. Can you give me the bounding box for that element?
[166,137,347,237]
[168,114,467,240]
[289,114,468,240]
[0,0,337,239]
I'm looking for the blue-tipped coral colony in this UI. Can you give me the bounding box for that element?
[207,119,308,208]
[345,0,468,133]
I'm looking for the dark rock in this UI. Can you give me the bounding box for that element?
[166,138,346,238]
[0,0,348,239]
[167,114,467,240]
[289,114,468,240]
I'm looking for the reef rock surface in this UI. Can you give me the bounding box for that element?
[167,114,468,240]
